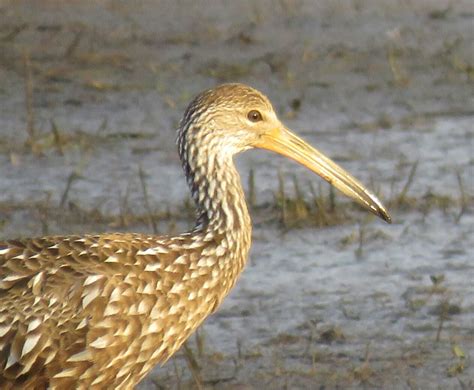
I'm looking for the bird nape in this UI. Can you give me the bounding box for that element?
[0,83,391,389]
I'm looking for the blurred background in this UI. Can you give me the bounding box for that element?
[0,0,473,388]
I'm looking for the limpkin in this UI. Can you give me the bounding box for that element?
[0,83,391,389]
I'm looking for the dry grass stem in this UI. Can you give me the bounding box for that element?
[60,171,80,208]
[139,166,158,234]
[182,342,203,390]
[23,50,36,152]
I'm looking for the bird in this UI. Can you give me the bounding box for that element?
[0,83,391,389]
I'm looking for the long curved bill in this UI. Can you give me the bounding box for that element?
[256,127,391,223]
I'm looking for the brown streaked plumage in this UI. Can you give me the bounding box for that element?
[0,83,391,389]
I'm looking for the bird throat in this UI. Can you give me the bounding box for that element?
[188,147,251,238]
[177,125,253,302]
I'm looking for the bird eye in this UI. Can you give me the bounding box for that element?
[247,110,263,122]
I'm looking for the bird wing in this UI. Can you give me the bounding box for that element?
[0,233,171,387]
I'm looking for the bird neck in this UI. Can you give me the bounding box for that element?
[179,138,252,244]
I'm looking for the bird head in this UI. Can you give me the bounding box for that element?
[178,83,391,223]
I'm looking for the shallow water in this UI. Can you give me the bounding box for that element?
[0,0,473,388]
